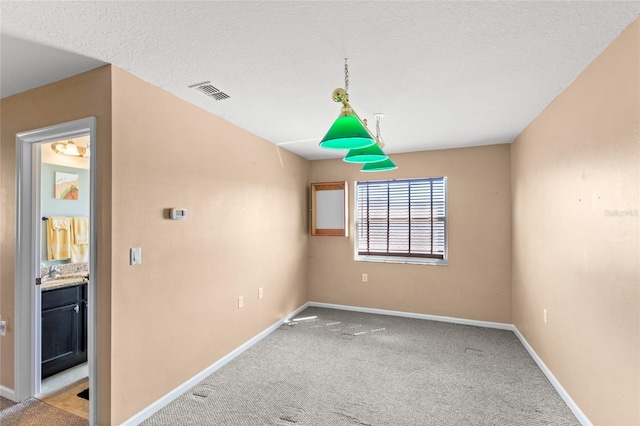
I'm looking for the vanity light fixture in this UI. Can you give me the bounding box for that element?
[51,139,89,157]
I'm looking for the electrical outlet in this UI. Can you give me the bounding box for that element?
[362,273,368,282]
[238,296,244,309]
[258,288,263,300]
[543,309,548,324]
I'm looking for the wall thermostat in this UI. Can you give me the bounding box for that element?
[170,208,188,220]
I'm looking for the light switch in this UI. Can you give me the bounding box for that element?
[130,247,142,265]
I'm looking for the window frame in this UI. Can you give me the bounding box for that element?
[354,177,448,266]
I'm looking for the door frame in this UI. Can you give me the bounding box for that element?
[15,117,98,425]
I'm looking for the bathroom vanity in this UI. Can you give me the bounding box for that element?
[41,278,88,379]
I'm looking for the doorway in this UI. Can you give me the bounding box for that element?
[15,117,97,425]
[37,135,90,419]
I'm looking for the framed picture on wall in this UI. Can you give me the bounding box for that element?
[54,172,79,200]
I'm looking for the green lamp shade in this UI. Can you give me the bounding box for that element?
[343,143,388,164]
[361,158,398,172]
[319,115,375,150]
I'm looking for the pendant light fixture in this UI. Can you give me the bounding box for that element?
[319,59,375,150]
[343,142,387,163]
[345,113,389,164]
[357,114,397,171]
[361,158,397,172]
[320,60,397,172]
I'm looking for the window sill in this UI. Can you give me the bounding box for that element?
[354,255,447,266]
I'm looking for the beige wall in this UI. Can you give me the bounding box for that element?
[309,144,512,323]
[1,65,309,424]
[0,66,114,423]
[109,67,309,424]
[511,19,639,426]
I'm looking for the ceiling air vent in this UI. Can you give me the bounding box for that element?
[188,81,230,101]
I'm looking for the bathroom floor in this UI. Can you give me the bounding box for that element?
[38,363,89,420]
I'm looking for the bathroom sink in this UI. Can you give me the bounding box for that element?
[41,275,89,291]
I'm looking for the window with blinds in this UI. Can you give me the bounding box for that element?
[355,177,447,263]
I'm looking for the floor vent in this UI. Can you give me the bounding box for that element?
[189,81,230,101]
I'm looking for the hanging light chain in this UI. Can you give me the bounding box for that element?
[344,58,349,94]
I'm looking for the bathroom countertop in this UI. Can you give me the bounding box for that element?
[41,273,88,291]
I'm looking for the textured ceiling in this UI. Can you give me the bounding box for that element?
[1,2,638,160]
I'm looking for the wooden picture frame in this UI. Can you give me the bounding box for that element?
[310,181,348,236]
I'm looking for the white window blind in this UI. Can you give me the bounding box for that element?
[356,177,446,260]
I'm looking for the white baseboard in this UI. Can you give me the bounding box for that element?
[121,302,310,426]
[285,302,311,322]
[122,301,591,426]
[307,302,513,330]
[512,327,592,426]
[309,301,591,426]
[0,385,17,401]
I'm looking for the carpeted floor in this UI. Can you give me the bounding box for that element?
[1,396,18,411]
[0,396,88,426]
[144,307,580,425]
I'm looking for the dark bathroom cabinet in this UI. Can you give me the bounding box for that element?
[41,283,88,379]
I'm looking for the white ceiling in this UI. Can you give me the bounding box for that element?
[1,2,638,160]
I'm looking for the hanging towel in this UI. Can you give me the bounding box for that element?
[72,217,89,245]
[70,216,89,263]
[47,216,71,261]
[50,216,70,231]
[70,242,89,263]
